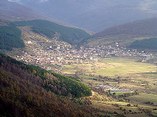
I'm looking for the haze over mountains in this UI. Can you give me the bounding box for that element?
[0,0,42,21]
[87,17,157,49]
[1,0,157,50]
[10,0,157,31]
[94,18,157,38]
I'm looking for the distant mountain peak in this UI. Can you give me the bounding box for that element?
[87,18,157,47]
[7,0,20,2]
[15,0,157,31]
[0,0,43,21]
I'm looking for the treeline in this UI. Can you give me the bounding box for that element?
[0,53,94,117]
[0,25,24,50]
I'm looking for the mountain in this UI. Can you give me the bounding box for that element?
[0,19,90,51]
[0,19,9,26]
[94,18,157,38]
[0,53,94,117]
[16,0,157,31]
[129,38,157,50]
[0,24,25,51]
[12,20,90,45]
[87,18,157,47]
[0,0,42,21]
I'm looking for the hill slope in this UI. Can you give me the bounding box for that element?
[17,0,157,31]
[87,18,157,47]
[94,18,157,38]
[0,53,93,117]
[0,25,25,50]
[129,38,157,50]
[0,19,90,51]
[12,20,90,45]
[0,0,41,21]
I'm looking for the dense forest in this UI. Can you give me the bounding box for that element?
[129,38,157,50]
[0,25,24,50]
[0,19,90,52]
[0,54,94,117]
[11,20,90,45]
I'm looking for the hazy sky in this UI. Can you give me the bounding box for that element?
[8,0,157,14]
[7,0,157,31]
[139,0,157,14]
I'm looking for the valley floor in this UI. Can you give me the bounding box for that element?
[5,27,157,117]
[62,58,157,117]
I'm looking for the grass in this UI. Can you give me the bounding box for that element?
[127,93,157,104]
[88,92,147,117]
[62,57,157,77]
[141,72,157,79]
[152,110,157,116]
[62,57,157,117]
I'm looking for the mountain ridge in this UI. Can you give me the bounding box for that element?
[87,18,157,47]
[16,0,157,31]
[0,19,90,51]
[94,18,157,38]
[0,0,42,21]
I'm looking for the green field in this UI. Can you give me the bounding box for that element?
[62,58,157,77]
[61,57,157,117]
[152,110,157,116]
[127,93,157,104]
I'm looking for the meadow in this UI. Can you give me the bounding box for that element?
[62,57,157,77]
[61,57,157,117]
[127,93,157,104]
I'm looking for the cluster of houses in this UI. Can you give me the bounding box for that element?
[12,29,154,72]
[95,84,134,95]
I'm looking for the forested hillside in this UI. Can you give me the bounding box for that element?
[0,19,90,52]
[12,20,90,45]
[129,38,157,50]
[0,54,93,117]
[0,25,24,50]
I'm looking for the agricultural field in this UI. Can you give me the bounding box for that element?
[127,93,157,104]
[61,57,157,117]
[62,57,157,77]
[86,91,151,117]
[61,58,157,93]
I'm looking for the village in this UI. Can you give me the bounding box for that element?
[13,36,154,72]
[6,28,157,117]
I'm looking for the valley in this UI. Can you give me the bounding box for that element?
[5,25,157,117]
[62,58,157,116]
[8,27,155,71]
[1,1,157,117]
